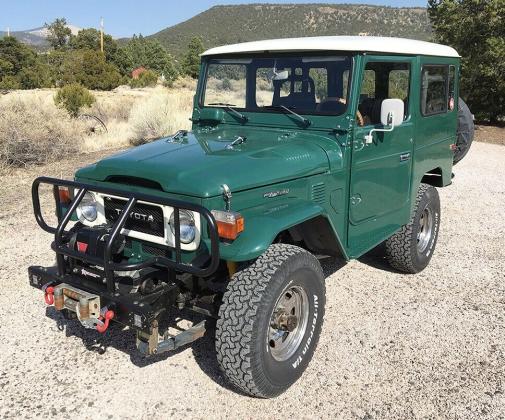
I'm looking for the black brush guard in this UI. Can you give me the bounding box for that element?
[32,176,221,293]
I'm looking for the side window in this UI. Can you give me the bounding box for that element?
[359,62,410,126]
[309,68,328,102]
[448,65,456,112]
[421,65,449,116]
[360,69,376,99]
[389,69,410,102]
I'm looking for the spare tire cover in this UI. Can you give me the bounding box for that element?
[454,98,474,165]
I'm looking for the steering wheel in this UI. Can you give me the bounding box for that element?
[337,98,364,127]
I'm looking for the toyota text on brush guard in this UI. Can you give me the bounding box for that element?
[29,36,474,398]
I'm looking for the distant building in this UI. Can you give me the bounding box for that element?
[131,66,146,79]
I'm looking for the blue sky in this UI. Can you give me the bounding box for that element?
[0,0,427,38]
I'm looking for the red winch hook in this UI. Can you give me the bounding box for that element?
[96,310,115,333]
[43,285,55,305]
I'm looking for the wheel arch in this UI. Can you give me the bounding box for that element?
[217,199,347,262]
[421,167,444,187]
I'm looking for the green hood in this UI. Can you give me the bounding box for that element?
[76,128,331,198]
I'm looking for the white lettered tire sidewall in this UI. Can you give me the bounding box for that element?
[215,244,326,398]
[259,262,325,389]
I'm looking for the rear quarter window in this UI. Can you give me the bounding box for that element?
[421,65,449,116]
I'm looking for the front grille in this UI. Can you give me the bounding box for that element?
[104,197,165,237]
[142,243,168,257]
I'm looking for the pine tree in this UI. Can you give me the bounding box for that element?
[428,0,505,122]
[182,37,204,79]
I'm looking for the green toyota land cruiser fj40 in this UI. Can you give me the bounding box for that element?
[29,36,474,398]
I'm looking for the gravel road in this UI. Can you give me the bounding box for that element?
[1,141,504,419]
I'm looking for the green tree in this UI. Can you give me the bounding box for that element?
[54,83,95,117]
[69,28,131,75]
[428,0,505,122]
[0,75,21,89]
[0,36,37,76]
[61,49,123,90]
[18,59,51,89]
[124,35,178,83]
[45,18,72,50]
[0,36,50,88]
[182,36,204,78]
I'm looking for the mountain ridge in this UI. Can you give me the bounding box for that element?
[149,3,432,56]
[0,25,82,48]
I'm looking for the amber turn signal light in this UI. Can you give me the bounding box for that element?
[58,187,72,204]
[211,210,244,240]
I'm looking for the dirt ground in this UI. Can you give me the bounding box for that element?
[0,140,504,419]
[475,124,505,146]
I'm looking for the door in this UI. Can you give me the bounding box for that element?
[348,56,415,255]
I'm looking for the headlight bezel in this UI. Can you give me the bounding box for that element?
[77,191,98,222]
[169,209,196,244]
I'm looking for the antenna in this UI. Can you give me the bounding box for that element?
[100,17,104,53]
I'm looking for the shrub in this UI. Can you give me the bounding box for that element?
[0,93,82,168]
[61,49,123,91]
[130,69,158,88]
[0,75,21,89]
[221,78,232,91]
[128,89,193,145]
[55,83,95,117]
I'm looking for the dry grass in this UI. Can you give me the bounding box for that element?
[0,91,84,169]
[0,80,196,171]
[128,86,193,145]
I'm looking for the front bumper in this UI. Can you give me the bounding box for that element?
[28,265,177,334]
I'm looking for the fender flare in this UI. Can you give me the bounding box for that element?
[217,198,345,262]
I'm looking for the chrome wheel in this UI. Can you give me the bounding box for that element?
[417,206,434,253]
[268,285,309,362]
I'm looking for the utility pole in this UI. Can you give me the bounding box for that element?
[100,17,104,53]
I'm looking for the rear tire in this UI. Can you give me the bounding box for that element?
[385,184,440,273]
[215,244,325,398]
[454,98,474,165]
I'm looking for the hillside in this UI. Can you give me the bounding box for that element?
[0,25,82,49]
[150,3,432,56]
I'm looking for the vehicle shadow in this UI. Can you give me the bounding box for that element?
[357,242,401,273]
[43,248,394,393]
[44,305,247,394]
[45,306,202,362]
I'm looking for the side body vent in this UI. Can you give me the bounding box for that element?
[311,182,326,205]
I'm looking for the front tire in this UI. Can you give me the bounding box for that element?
[385,183,441,273]
[216,244,325,398]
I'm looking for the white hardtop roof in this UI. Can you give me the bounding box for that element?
[201,36,460,58]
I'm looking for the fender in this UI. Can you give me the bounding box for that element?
[217,198,346,261]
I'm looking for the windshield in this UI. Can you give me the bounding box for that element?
[202,55,352,116]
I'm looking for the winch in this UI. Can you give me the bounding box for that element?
[44,282,114,332]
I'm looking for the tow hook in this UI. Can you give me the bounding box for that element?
[42,282,115,333]
[42,283,55,305]
[95,308,115,333]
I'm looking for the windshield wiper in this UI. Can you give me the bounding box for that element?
[262,105,311,127]
[208,102,248,123]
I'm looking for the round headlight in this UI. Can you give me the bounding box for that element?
[169,210,196,244]
[78,192,97,222]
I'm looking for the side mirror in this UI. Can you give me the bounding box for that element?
[364,98,405,144]
[268,69,289,81]
[273,70,289,81]
[380,98,404,127]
